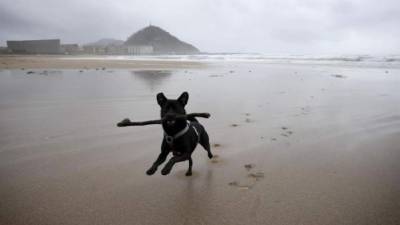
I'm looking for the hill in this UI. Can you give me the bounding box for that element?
[125,25,199,54]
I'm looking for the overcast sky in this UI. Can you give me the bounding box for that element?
[1,0,399,54]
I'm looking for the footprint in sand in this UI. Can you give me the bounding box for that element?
[244,113,254,123]
[331,74,346,78]
[280,127,294,137]
[247,172,265,181]
[228,164,265,190]
[211,154,220,163]
[300,106,311,115]
[212,143,221,148]
[230,123,239,127]
[209,74,224,77]
[228,181,252,190]
[244,164,255,171]
[245,118,253,123]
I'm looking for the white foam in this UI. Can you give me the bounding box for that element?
[63,54,400,68]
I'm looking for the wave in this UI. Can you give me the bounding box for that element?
[66,54,400,68]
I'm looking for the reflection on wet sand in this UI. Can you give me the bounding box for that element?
[131,70,172,90]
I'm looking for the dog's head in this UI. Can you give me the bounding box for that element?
[156,92,189,129]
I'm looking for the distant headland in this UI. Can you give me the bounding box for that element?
[1,25,200,55]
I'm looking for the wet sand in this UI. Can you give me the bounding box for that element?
[0,61,400,225]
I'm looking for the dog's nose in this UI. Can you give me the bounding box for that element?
[164,113,176,125]
[166,120,176,125]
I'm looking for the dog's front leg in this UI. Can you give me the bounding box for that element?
[147,142,170,175]
[186,157,193,176]
[161,154,190,175]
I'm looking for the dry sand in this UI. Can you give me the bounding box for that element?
[0,55,204,69]
[0,58,399,225]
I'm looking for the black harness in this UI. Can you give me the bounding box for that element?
[164,121,200,148]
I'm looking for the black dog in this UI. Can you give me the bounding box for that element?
[146,92,213,176]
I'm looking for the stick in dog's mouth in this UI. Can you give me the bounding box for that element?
[116,112,211,127]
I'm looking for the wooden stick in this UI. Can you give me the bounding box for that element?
[117,112,210,127]
[117,118,161,127]
[177,113,210,120]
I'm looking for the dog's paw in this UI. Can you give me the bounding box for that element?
[146,167,157,175]
[161,166,172,175]
[185,171,192,176]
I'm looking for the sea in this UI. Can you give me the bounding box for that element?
[64,53,400,69]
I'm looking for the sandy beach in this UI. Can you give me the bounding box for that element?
[0,55,204,69]
[0,56,399,225]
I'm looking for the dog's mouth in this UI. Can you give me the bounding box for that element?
[164,113,177,126]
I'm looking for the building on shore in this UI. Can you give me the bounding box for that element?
[6,39,61,54]
[0,47,11,54]
[61,44,80,54]
[105,45,127,55]
[82,45,106,55]
[126,45,154,55]
[82,44,154,55]
[6,38,155,55]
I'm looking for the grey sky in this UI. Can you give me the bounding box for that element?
[1,0,399,54]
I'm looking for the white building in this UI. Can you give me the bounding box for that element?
[127,45,153,55]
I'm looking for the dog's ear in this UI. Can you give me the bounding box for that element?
[177,92,189,106]
[156,92,167,106]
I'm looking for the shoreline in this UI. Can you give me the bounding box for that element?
[1,55,399,70]
[0,55,205,69]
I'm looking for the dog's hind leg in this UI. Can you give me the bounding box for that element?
[161,154,190,175]
[186,157,193,176]
[199,130,213,159]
